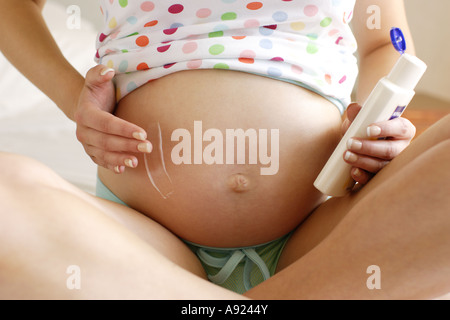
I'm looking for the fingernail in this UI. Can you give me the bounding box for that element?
[347,138,363,151]
[133,131,147,141]
[352,168,362,178]
[138,142,152,153]
[100,67,115,76]
[124,159,136,168]
[344,151,358,163]
[367,125,381,137]
[114,165,123,174]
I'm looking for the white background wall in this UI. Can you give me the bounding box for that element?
[50,0,450,103]
[404,0,450,103]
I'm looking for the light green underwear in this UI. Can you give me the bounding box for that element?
[96,177,292,294]
[184,234,291,294]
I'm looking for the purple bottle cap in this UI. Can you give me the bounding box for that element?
[390,27,406,55]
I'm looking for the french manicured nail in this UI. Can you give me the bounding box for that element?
[347,138,363,151]
[132,131,147,141]
[342,118,350,129]
[367,125,382,137]
[344,151,358,163]
[138,142,152,153]
[352,168,362,178]
[114,165,122,173]
[124,159,136,168]
[100,67,115,76]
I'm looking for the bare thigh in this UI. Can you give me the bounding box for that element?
[0,153,250,299]
[277,114,450,270]
[0,152,206,279]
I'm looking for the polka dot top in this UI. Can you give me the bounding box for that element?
[96,0,358,112]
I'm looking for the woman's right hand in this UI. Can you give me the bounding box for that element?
[74,65,152,174]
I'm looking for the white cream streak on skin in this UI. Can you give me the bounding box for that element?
[171,121,280,176]
[144,122,174,199]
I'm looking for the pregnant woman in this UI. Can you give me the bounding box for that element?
[0,0,449,299]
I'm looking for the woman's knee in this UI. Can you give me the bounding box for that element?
[435,139,450,172]
[433,114,450,139]
[0,152,60,188]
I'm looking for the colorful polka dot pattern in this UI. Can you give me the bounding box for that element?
[96,0,358,110]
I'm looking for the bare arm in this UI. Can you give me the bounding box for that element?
[343,0,417,185]
[0,0,84,119]
[352,0,415,103]
[0,0,151,173]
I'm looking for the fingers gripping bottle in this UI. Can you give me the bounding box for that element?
[314,28,427,197]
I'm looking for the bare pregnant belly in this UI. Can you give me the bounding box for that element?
[98,70,343,247]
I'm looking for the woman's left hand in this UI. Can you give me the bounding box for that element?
[342,103,416,185]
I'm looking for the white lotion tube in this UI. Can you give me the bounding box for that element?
[314,53,427,197]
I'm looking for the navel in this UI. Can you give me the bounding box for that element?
[227,173,250,193]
